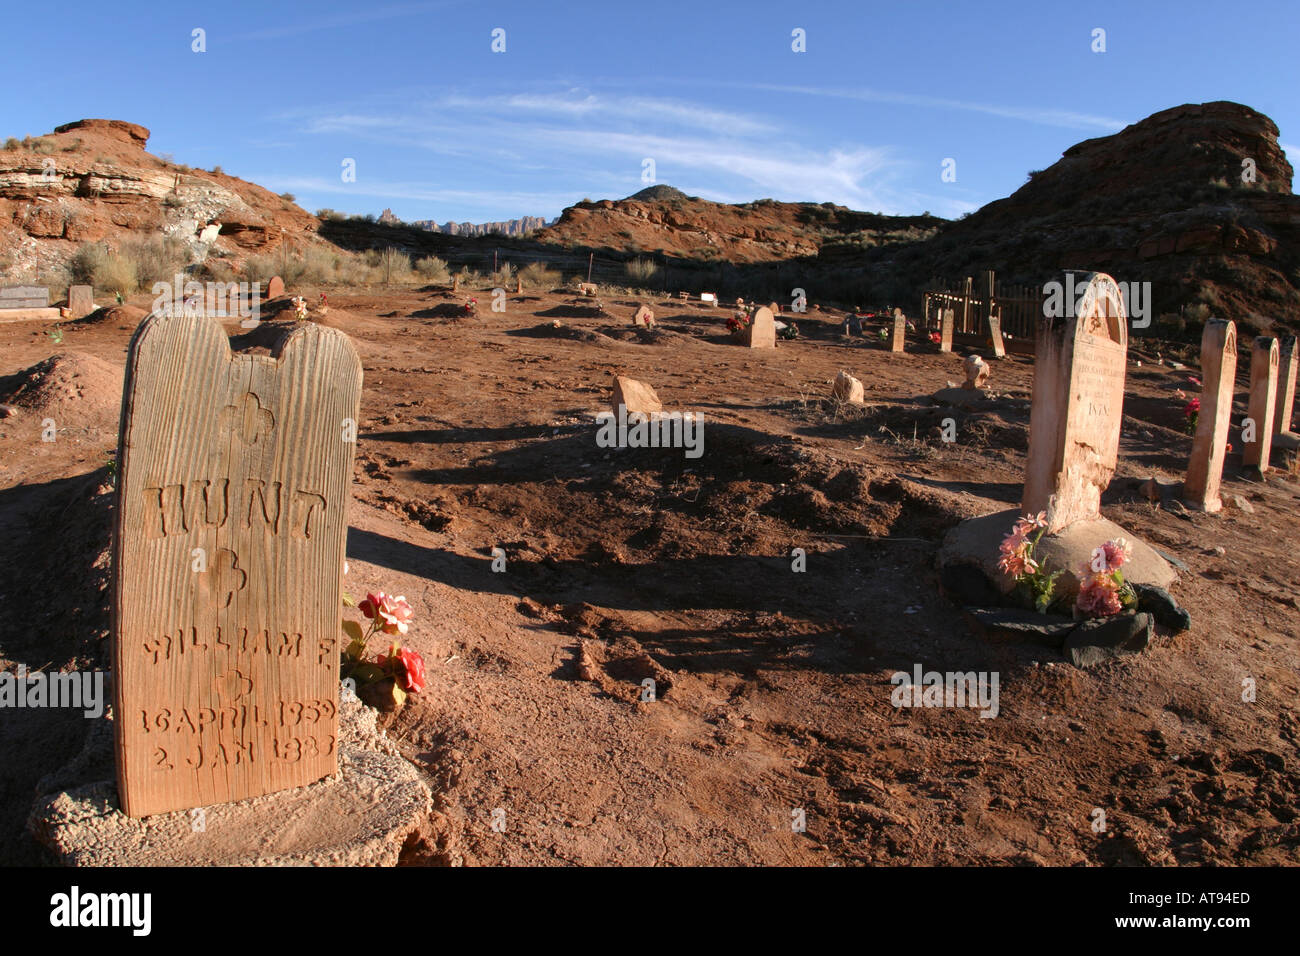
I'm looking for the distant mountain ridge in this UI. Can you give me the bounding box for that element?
[380,208,554,237]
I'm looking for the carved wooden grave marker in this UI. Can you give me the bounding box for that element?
[113,312,362,817]
[891,308,906,353]
[1242,336,1278,472]
[939,308,954,353]
[987,308,1006,359]
[1183,319,1237,512]
[1274,335,1297,436]
[1022,272,1128,534]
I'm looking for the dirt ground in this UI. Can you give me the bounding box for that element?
[1,286,1297,866]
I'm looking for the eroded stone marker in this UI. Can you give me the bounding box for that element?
[939,308,954,353]
[1242,335,1278,472]
[267,275,285,299]
[1274,335,1297,436]
[987,309,1006,359]
[1022,272,1128,534]
[113,311,362,818]
[745,306,776,349]
[1184,319,1237,512]
[68,285,95,318]
[891,308,906,353]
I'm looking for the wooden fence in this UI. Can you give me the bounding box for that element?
[921,271,1043,347]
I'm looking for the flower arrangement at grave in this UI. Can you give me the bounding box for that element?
[1075,539,1137,618]
[1177,390,1200,435]
[998,511,1063,612]
[291,296,309,321]
[464,297,478,316]
[726,311,751,334]
[999,514,1137,618]
[929,331,942,345]
[778,321,799,340]
[341,590,426,709]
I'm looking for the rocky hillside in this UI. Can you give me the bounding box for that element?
[908,101,1300,331]
[536,186,943,263]
[0,119,322,281]
[405,214,552,237]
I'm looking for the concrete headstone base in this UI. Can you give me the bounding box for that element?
[27,692,431,866]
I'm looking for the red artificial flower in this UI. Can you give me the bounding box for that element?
[377,644,426,693]
[929,331,941,344]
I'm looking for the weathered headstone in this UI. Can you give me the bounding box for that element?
[1022,272,1128,534]
[633,304,655,328]
[987,308,1006,359]
[267,275,285,299]
[0,286,50,309]
[113,312,362,817]
[832,370,864,404]
[1274,335,1297,435]
[612,375,662,416]
[700,292,718,306]
[1183,319,1237,512]
[939,308,954,353]
[1242,336,1278,472]
[745,306,776,349]
[67,285,94,318]
[891,308,906,353]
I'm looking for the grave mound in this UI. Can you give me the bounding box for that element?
[74,304,149,327]
[0,351,124,424]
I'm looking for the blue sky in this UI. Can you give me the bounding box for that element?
[2,0,1296,224]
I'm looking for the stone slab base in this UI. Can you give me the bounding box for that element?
[938,508,1177,599]
[0,308,62,323]
[27,692,431,866]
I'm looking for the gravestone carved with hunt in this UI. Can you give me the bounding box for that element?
[113,311,362,817]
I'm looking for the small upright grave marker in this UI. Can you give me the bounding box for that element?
[891,308,906,353]
[987,308,1006,359]
[939,308,954,352]
[113,312,362,817]
[1274,335,1297,436]
[1022,272,1128,534]
[266,275,285,299]
[67,285,95,318]
[745,306,776,348]
[1242,336,1278,472]
[1183,319,1237,512]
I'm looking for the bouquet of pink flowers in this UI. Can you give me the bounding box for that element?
[1076,539,1137,618]
[998,511,1063,612]
[342,590,426,708]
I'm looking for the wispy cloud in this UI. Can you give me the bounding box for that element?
[231,1,463,42]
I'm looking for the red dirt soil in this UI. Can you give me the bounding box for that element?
[0,285,1297,866]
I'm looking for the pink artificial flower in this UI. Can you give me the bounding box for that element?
[1077,573,1122,617]
[998,550,1039,578]
[358,592,414,635]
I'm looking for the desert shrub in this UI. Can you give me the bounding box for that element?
[279,192,296,202]
[242,255,275,284]
[335,257,371,286]
[518,262,562,289]
[125,235,190,286]
[163,193,184,208]
[30,138,56,155]
[211,165,224,175]
[489,262,515,287]
[61,138,82,152]
[197,259,238,283]
[316,208,346,221]
[414,255,451,283]
[1183,303,1211,324]
[624,257,658,285]
[3,138,18,150]
[377,247,411,284]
